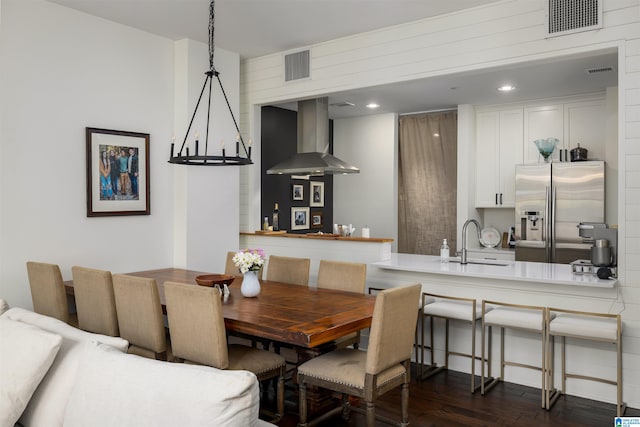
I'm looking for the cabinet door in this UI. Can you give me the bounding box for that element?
[523,105,563,163]
[498,109,524,207]
[475,111,500,207]
[564,99,605,161]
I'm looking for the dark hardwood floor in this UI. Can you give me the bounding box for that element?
[273,367,638,427]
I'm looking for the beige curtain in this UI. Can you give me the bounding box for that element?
[398,111,457,255]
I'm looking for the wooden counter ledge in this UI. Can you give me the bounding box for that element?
[240,231,393,243]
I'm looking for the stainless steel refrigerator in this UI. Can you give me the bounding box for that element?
[514,161,605,264]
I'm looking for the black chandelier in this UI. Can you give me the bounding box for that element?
[168,0,252,166]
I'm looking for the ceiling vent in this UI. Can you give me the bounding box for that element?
[284,50,310,82]
[546,0,602,37]
[330,101,355,107]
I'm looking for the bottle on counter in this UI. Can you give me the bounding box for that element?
[440,239,450,263]
[263,216,269,231]
[272,203,279,231]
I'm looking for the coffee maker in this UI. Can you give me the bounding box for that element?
[572,222,617,277]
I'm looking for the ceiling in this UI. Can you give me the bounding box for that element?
[46,0,618,118]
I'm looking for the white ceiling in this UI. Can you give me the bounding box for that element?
[46,0,618,118]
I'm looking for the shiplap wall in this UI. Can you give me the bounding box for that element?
[239,0,640,407]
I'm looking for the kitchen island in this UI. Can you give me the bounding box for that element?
[373,253,616,288]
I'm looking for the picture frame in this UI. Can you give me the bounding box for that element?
[291,207,310,230]
[292,183,304,201]
[311,211,323,229]
[86,127,150,217]
[310,181,324,207]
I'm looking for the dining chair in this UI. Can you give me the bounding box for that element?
[225,251,263,279]
[164,281,285,422]
[266,255,310,286]
[297,283,422,427]
[26,261,72,325]
[112,274,169,361]
[71,266,119,337]
[317,260,367,349]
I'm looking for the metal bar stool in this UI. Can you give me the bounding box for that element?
[481,300,551,408]
[546,307,625,416]
[419,293,488,393]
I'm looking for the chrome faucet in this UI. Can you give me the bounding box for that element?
[461,219,482,265]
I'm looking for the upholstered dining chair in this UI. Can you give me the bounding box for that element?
[164,281,286,422]
[317,260,367,349]
[26,261,72,324]
[297,283,422,427]
[71,266,119,337]
[266,255,310,286]
[225,251,263,279]
[112,274,169,361]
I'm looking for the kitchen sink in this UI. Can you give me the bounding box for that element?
[448,258,511,267]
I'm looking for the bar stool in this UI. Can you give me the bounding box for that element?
[546,308,625,416]
[481,300,551,408]
[419,293,488,393]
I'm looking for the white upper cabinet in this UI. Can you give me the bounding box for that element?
[523,97,606,163]
[523,104,564,163]
[475,109,523,208]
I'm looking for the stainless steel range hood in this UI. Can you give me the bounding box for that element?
[267,97,359,175]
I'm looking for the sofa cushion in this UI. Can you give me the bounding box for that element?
[63,341,260,427]
[0,308,128,427]
[0,317,62,427]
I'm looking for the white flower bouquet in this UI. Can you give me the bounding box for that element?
[232,248,266,274]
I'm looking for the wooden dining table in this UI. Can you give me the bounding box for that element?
[64,267,376,349]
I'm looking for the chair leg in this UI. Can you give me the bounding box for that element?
[298,382,307,427]
[341,394,350,420]
[365,400,375,427]
[401,381,409,427]
[276,372,284,421]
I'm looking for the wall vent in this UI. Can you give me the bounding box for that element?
[584,66,614,75]
[284,50,310,82]
[546,0,602,37]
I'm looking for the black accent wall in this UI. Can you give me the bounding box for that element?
[260,106,333,234]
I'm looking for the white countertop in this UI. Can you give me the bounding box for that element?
[372,253,616,288]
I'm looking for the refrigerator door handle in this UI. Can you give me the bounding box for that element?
[550,186,557,263]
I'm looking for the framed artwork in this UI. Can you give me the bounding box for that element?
[311,211,323,229]
[292,183,304,201]
[86,127,150,217]
[310,181,324,207]
[291,207,310,230]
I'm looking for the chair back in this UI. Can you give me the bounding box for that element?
[366,284,422,375]
[71,266,119,336]
[164,281,228,369]
[26,261,69,323]
[266,255,310,286]
[225,251,240,277]
[317,260,366,293]
[112,274,166,357]
[225,251,264,279]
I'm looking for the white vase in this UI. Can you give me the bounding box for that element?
[240,270,261,297]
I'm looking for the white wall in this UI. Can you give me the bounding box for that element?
[0,0,243,307]
[0,0,174,308]
[240,0,640,407]
[333,114,397,249]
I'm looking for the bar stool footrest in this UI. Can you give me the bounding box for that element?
[418,364,446,381]
[481,376,500,395]
[547,388,561,410]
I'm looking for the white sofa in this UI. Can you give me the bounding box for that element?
[0,300,275,427]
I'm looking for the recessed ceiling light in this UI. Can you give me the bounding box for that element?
[366,103,380,109]
[498,84,516,92]
[433,133,440,137]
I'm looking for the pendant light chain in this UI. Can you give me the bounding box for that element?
[208,0,215,72]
